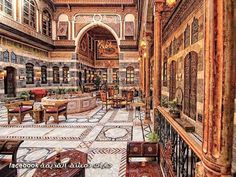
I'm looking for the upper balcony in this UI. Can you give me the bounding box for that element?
[0,14,54,51]
[52,0,135,5]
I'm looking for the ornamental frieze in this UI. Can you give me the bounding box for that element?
[74,14,121,38]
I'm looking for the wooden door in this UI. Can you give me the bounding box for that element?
[4,67,16,97]
[169,61,176,101]
[184,52,197,120]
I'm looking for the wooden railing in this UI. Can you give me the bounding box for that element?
[155,106,202,177]
[53,0,134,4]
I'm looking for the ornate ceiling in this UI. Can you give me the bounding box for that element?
[87,27,115,40]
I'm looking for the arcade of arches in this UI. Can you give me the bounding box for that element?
[0,0,235,177]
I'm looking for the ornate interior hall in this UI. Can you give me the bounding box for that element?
[0,0,235,177]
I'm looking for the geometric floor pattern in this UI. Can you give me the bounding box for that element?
[0,103,152,177]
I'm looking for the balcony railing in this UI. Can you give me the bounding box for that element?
[155,107,202,177]
[53,0,134,5]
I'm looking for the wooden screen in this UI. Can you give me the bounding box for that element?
[184,52,198,120]
[169,61,176,101]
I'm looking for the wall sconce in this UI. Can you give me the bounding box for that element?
[138,57,141,61]
[35,70,41,81]
[0,70,5,80]
[143,52,147,58]
[19,76,25,80]
[140,39,147,49]
[166,0,176,7]
[177,73,182,81]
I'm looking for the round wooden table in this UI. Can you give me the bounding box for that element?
[33,150,87,177]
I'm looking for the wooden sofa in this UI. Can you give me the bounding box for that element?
[5,101,34,124]
[0,140,23,177]
[43,101,68,124]
[126,141,175,177]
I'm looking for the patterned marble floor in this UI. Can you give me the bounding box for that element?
[0,104,152,177]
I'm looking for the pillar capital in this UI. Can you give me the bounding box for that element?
[154,0,165,14]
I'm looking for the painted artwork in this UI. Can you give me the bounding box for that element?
[125,21,134,37]
[97,40,118,60]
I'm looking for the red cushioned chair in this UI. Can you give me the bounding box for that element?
[43,101,68,124]
[5,101,34,124]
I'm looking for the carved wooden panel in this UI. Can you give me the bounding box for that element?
[184,52,198,120]
[169,60,176,101]
[163,57,168,87]
[191,18,199,44]
[57,21,68,37]
[125,21,134,37]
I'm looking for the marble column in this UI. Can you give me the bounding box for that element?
[196,0,235,176]
[153,0,164,109]
[144,36,152,124]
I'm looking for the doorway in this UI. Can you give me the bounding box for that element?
[4,66,16,97]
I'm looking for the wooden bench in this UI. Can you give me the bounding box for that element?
[126,142,162,177]
[5,101,34,124]
[43,101,68,124]
[0,140,23,177]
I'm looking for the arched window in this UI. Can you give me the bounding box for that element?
[191,18,199,44]
[42,10,52,36]
[41,66,47,84]
[23,0,36,28]
[126,66,134,84]
[184,25,190,48]
[62,66,69,84]
[163,57,168,87]
[11,52,16,63]
[26,63,34,84]
[53,66,60,84]
[0,0,13,16]
[3,50,9,62]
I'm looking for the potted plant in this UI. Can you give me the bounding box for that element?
[161,97,169,108]
[146,132,159,162]
[168,99,180,118]
[147,132,159,142]
[19,91,30,101]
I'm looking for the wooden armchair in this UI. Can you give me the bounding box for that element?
[126,142,161,177]
[5,101,34,124]
[0,139,23,177]
[100,91,113,111]
[43,101,68,124]
[125,91,134,110]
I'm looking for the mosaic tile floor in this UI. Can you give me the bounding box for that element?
[0,103,152,177]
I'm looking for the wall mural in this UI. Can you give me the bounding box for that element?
[97,40,118,60]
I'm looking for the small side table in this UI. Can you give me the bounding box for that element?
[33,109,44,123]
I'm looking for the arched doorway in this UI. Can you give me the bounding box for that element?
[76,25,119,85]
[184,52,198,120]
[4,66,16,97]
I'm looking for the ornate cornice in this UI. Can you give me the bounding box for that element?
[162,0,203,43]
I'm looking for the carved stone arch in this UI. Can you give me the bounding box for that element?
[183,51,198,120]
[74,22,120,53]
